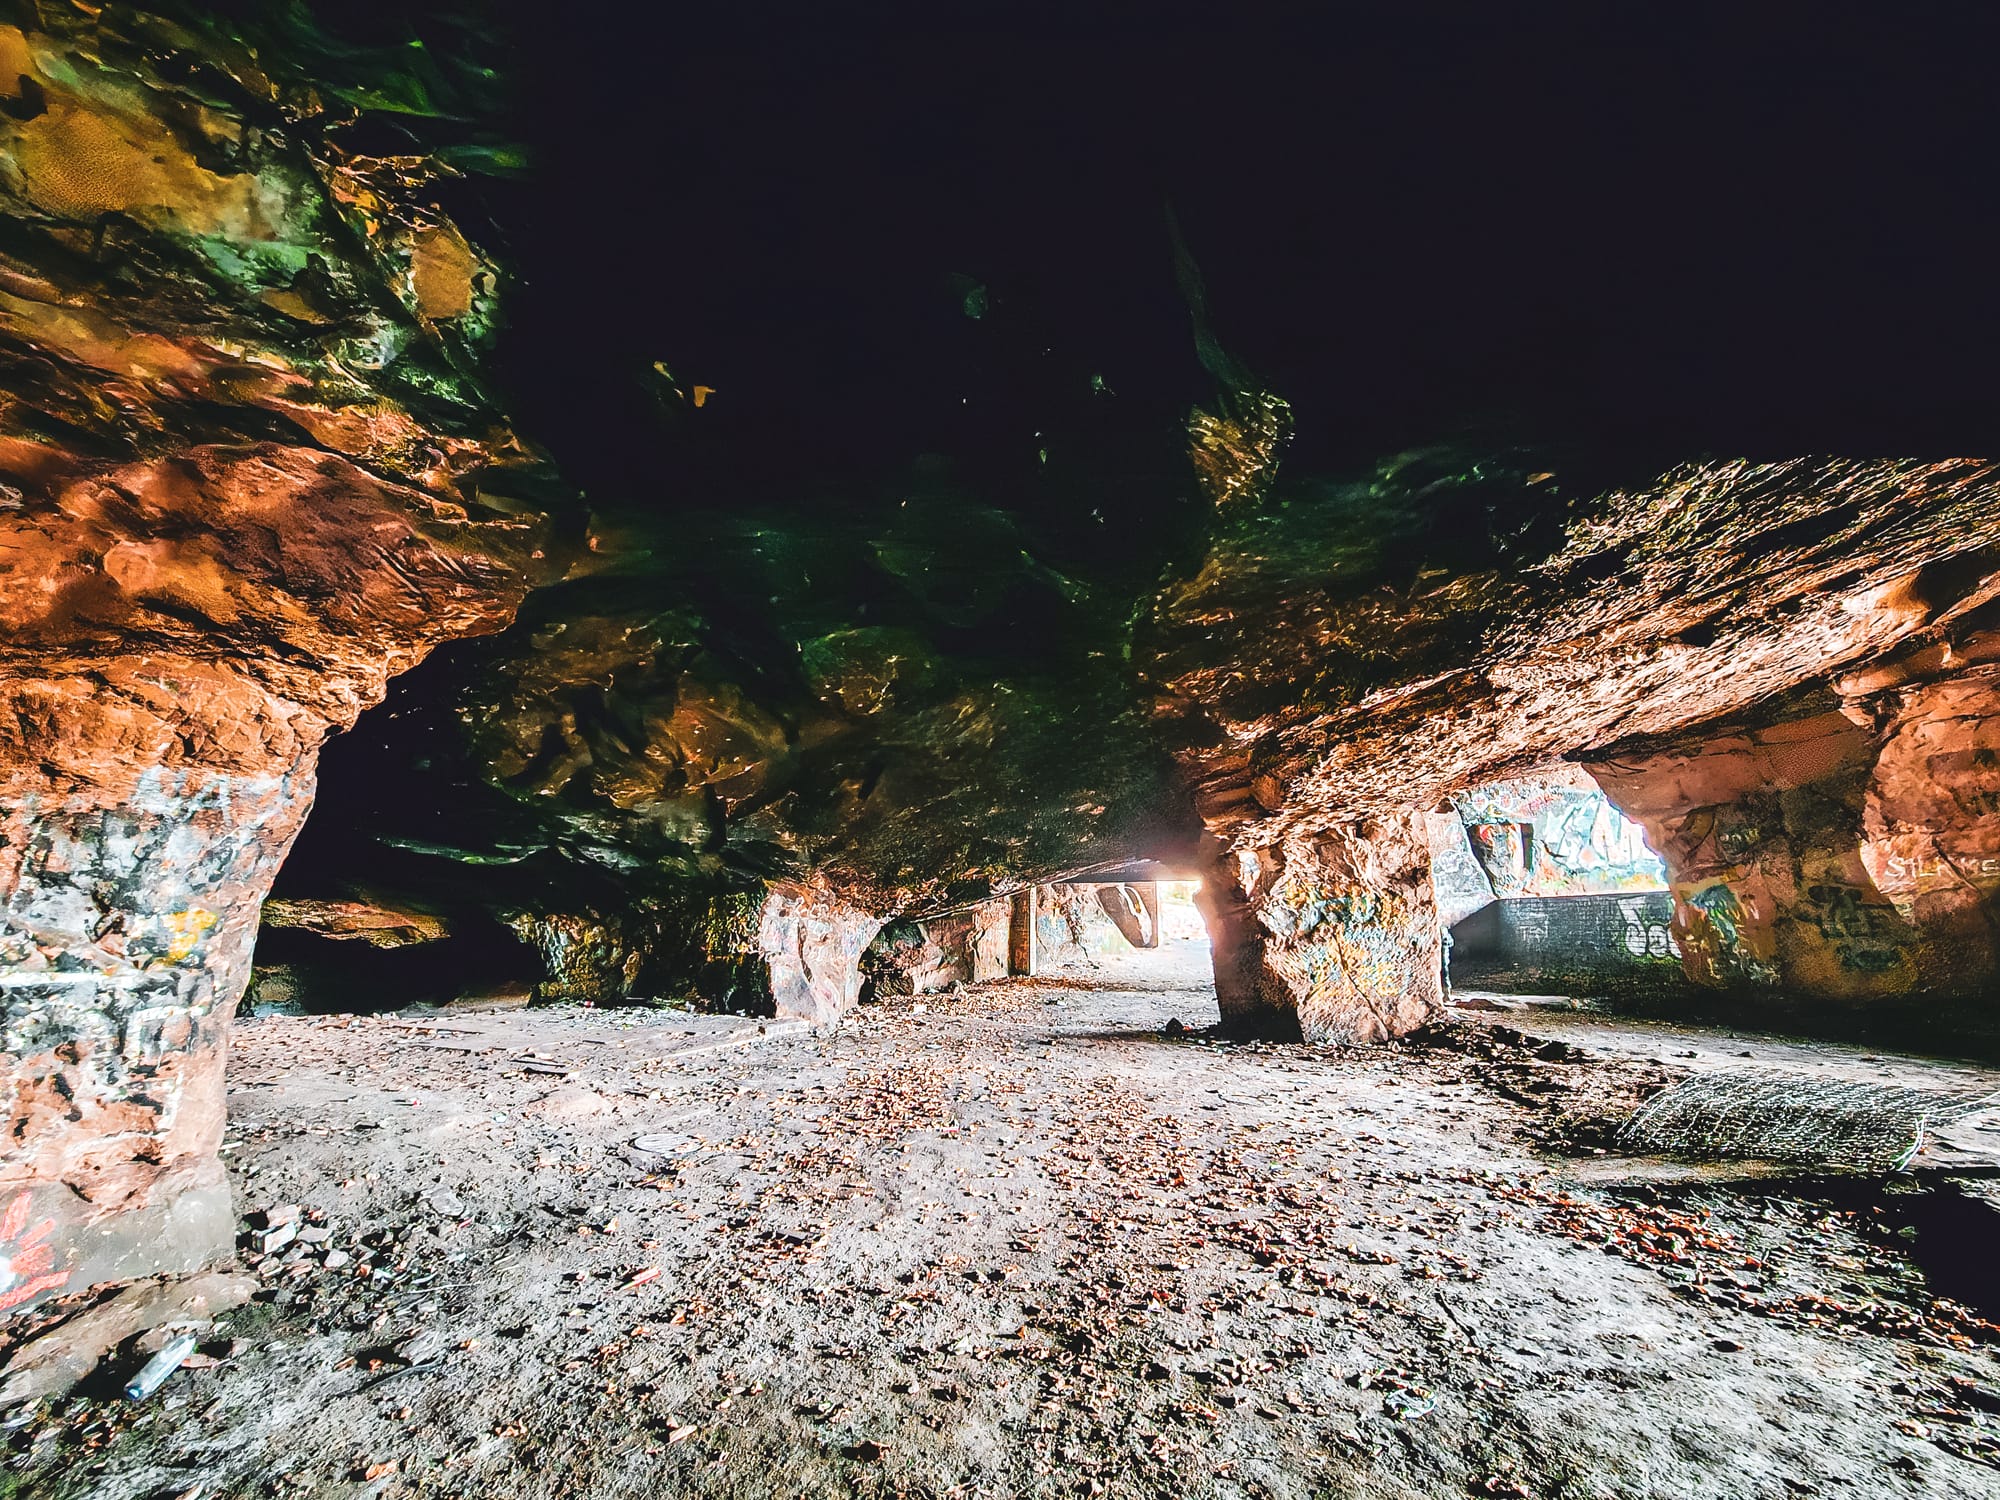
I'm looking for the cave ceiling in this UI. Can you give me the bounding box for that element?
[6,1,1999,925]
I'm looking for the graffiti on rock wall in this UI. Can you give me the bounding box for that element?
[1679,873,1911,984]
[0,770,301,1154]
[1800,882,1909,974]
[1466,822,1529,895]
[1619,896,1681,960]
[1538,794,1666,888]
[1456,775,1667,898]
[1453,894,1690,997]
[3,768,305,983]
[1268,882,1421,1008]
[1882,851,2000,887]
[1509,903,1550,948]
[1425,812,1495,926]
[1682,883,1778,987]
[0,970,220,1241]
[1663,801,1779,871]
[1685,882,1742,952]
[0,765,312,1313]
[0,1191,69,1312]
[1321,893,1416,1003]
[1710,803,1774,866]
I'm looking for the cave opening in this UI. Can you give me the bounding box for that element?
[1438,766,1682,1008]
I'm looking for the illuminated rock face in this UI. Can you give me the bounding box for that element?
[1158,441,2000,1041]
[756,883,883,1024]
[1196,818,1442,1044]
[1450,768,1668,900]
[0,12,549,1305]
[1586,655,2000,1015]
[1866,666,2000,995]
[0,459,539,1302]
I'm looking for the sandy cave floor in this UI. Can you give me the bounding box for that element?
[7,942,2000,1500]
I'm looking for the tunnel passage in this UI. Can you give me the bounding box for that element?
[859,875,1205,1001]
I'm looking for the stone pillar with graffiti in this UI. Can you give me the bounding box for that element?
[0,13,554,1314]
[1,756,315,1312]
[1196,816,1443,1043]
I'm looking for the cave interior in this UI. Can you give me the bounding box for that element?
[3,4,2000,1495]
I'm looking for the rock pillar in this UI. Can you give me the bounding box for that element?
[1,757,314,1310]
[1136,882,1162,948]
[755,882,883,1024]
[1008,887,1040,976]
[1863,668,2000,996]
[0,15,553,1314]
[1196,814,1443,1043]
[0,451,544,1313]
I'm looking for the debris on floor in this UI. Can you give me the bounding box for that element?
[5,946,1998,1497]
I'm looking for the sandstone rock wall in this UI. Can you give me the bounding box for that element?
[755,882,882,1024]
[1586,654,2000,1016]
[864,899,1013,997]
[1195,817,1442,1043]
[1158,398,2000,1040]
[1450,768,1667,898]
[0,12,551,1309]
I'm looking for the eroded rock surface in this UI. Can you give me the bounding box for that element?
[0,10,551,1304]
[259,899,448,950]
[1587,654,2000,1021]
[1158,430,2000,1037]
[864,898,1012,998]
[9,0,2000,1333]
[1195,817,1442,1043]
[755,881,882,1024]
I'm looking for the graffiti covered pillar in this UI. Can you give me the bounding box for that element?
[1,746,318,1312]
[1197,816,1442,1043]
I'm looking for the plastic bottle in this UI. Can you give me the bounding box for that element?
[124,1332,200,1402]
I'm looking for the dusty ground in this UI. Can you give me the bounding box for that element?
[6,941,2000,1499]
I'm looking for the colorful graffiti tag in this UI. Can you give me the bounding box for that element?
[1457,774,1668,898]
[0,1191,70,1313]
[1682,882,1778,987]
[1801,882,1910,974]
[1618,896,1681,960]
